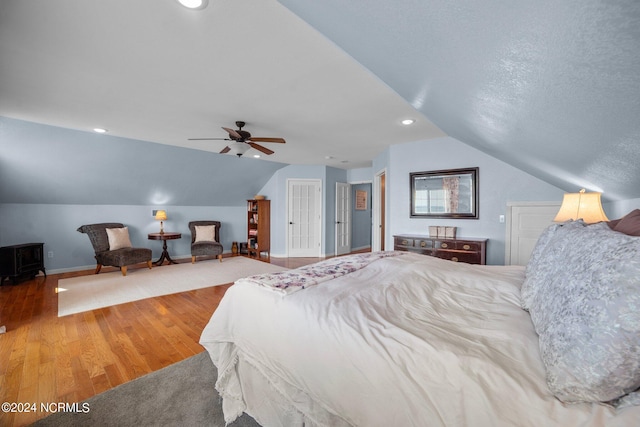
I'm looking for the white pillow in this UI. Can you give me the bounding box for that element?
[106,227,132,250]
[194,225,216,243]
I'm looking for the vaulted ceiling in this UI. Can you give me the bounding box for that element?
[1,0,638,201]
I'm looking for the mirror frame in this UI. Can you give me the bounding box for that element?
[410,167,479,219]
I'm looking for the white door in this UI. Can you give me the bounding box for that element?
[505,202,560,265]
[287,179,322,257]
[335,182,351,255]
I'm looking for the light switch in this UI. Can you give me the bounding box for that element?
[499,215,505,223]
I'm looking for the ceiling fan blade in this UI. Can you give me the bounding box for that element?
[249,142,274,155]
[188,137,230,141]
[219,146,231,154]
[248,137,286,144]
[222,127,242,139]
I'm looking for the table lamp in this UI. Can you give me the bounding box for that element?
[155,210,167,234]
[554,189,609,224]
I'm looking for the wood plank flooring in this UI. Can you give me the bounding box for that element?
[0,254,331,427]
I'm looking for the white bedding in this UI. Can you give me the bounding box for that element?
[200,252,640,426]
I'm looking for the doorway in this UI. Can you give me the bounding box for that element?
[335,182,351,255]
[373,169,386,251]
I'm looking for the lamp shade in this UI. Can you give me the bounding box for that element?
[554,189,609,224]
[155,210,167,221]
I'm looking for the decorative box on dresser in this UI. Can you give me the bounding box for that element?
[394,234,487,265]
[247,199,271,261]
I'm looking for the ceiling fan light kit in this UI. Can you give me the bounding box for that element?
[189,120,286,157]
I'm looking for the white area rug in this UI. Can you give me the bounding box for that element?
[57,257,287,317]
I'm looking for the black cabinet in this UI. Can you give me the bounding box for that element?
[0,243,46,284]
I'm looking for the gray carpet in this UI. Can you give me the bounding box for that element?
[32,352,261,427]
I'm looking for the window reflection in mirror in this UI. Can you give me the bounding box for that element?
[410,168,478,219]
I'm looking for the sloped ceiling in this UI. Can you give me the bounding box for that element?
[1,0,638,202]
[0,0,444,171]
[279,0,640,201]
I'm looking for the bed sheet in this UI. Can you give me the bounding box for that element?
[200,252,639,426]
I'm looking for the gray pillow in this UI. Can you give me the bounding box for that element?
[524,222,640,404]
[520,220,584,310]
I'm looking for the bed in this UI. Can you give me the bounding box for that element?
[200,212,640,427]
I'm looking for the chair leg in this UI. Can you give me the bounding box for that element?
[121,266,127,276]
[95,264,102,274]
[218,254,223,262]
[192,256,196,264]
[147,261,153,269]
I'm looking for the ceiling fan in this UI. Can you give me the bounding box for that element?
[189,121,286,157]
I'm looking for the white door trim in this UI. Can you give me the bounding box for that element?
[372,168,386,252]
[286,179,322,257]
[335,182,351,255]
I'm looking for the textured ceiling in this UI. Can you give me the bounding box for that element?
[279,0,640,201]
[1,0,639,201]
[0,0,444,170]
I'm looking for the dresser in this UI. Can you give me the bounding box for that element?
[394,234,487,265]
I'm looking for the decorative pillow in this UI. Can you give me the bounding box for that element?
[106,227,132,250]
[194,225,216,243]
[610,209,640,236]
[520,220,585,310]
[524,221,640,404]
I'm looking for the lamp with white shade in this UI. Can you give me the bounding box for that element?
[155,210,167,234]
[554,189,609,224]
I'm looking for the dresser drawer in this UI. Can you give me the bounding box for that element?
[393,234,487,265]
[395,237,414,247]
[414,239,433,249]
[435,250,482,264]
[456,241,483,251]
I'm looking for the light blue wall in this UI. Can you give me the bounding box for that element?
[347,167,372,183]
[257,164,348,257]
[380,137,568,265]
[0,117,286,205]
[4,117,637,272]
[0,204,246,273]
[0,116,287,273]
[605,198,640,219]
[351,183,372,250]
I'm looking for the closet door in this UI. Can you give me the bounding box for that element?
[287,179,322,257]
[505,202,560,265]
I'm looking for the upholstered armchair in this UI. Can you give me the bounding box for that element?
[77,223,152,276]
[189,221,223,263]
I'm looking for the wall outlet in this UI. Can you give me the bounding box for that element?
[48,251,54,258]
[499,215,505,223]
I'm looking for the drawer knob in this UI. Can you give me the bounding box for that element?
[441,243,448,248]
[420,241,426,247]
[451,257,459,262]
[401,240,408,245]
[463,244,471,250]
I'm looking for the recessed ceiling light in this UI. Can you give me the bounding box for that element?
[401,119,415,125]
[93,128,108,133]
[176,0,208,9]
[253,154,261,158]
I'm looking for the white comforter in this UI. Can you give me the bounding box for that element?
[200,252,640,427]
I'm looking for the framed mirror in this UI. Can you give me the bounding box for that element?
[410,167,479,219]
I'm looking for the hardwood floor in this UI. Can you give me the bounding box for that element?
[0,254,335,427]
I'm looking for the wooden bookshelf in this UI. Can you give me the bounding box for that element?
[247,199,270,262]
